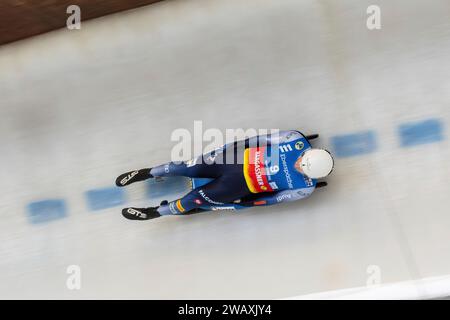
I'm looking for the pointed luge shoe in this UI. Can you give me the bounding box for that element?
[115,168,153,187]
[121,207,161,220]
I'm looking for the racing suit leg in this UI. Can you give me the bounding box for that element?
[157,166,251,215]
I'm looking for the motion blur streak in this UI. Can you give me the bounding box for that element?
[0,0,449,299]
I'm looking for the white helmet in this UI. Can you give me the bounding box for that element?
[300,149,334,179]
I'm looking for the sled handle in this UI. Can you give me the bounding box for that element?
[305,134,319,140]
[316,181,328,188]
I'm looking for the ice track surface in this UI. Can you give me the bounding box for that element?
[0,0,449,299]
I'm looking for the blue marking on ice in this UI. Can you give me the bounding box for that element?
[85,186,126,211]
[398,118,444,147]
[26,199,67,224]
[330,130,377,157]
[24,118,447,221]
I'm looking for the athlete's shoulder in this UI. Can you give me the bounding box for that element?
[269,130,304,144]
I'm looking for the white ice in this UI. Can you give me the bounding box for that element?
[0,0,449,299]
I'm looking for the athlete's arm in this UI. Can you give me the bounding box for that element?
[216,130,303,155]
[202,130,302,162]
[245,130,303,147]
[237,187,315,207]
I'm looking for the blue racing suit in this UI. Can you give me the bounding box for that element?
[153,130,317,215]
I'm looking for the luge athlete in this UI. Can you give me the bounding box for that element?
[116,130,334,220]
